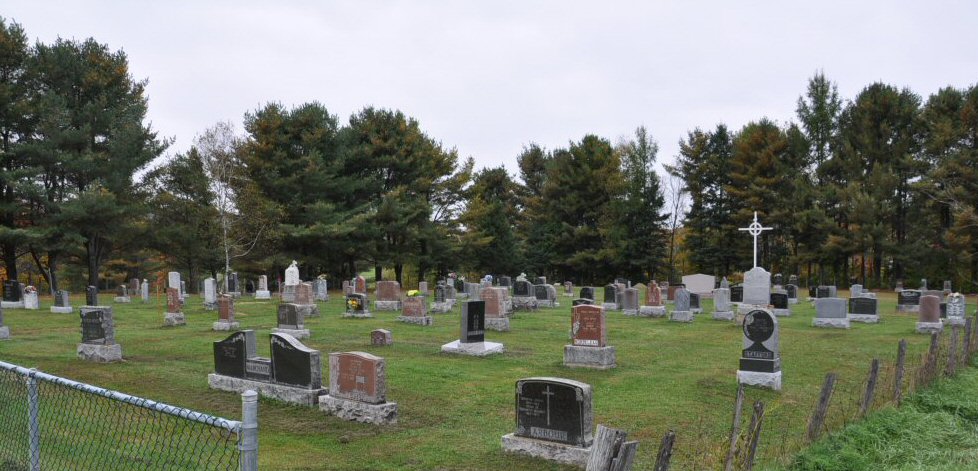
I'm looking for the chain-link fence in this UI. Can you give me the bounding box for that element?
[0,360,257,471]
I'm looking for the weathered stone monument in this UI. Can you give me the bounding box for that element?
[140,279,149,302]
[203,277,218,310]
[282,261,300,303]
[622,287,640,316]
[848,296,880,323]
[273,303,310,339]
[85,285,98,307]
[564,305,616,369]
[213,294,240,331]
[78,306,122,362]
[294,282,320,318]
[113,284,131,304]
[689,292,702,314]
[483,287,509,331]
[371,329,393,346]
[255,275,271,300]
[209,330,325,405]
[163,287,186,326]
[501,377,594,467]
[51,290,72,314]
[737,309,781,390]
[740,267,771,314]
[319,351,398,425]
[896,290,922,313]
[513,280,537,310]
[441,300,504,356]
[563,281,574,297]
[945,292,966,327]
[813,298,850,329]
[375,280,402,311]
[344,293,372,318]
[916,295,943,334]
[670,287,694,322]
[430,281,454,313]
[601,284,620,311]
[23,286,38,310]
[713,277,735,321]
[397,295,432,326]
[639,281,666,317]
[312,278,328,302]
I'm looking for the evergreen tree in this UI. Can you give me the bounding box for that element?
[0,17,32,281]
[459,166,522,275]
[612,126,668,281]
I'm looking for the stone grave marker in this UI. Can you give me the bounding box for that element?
[498,276,512,288]
[140,279,149,302]
[204,277,218,310]
[621,288,639,316]
[483,287,509,331]
[320,352,398,425]
[571,298,593,306]
[23,286,39,310]
[742,267,771,309]
[1,280,23,309]
[897,290,922,313]
[737,309,781,390]
[813,298,849,328]
[513,280,537,310]
[294,282,320,317]
[77,306,121,362]
[850,284,863,297]
[441,300,504,356]
[713,281,734,321]
[670,287,693,322]
[666,283,685,302]
[274,303,309,339]
[417,281,428,295]
[579,286,595,302]
[916,295,943,334]
[344,293,372,318]
[371,329,393,346]
[354,275,367,294]
[342,280,352,296]
[689,292,702,314]
[501,377,594,467]
[85,285,98,306]
[731,285,744,303]
[163,287,186,326]
[770,291,790,317]
[397,295,432,326]
[848,297,879,324]
[535,276,547,285]
[255,275,271,300]
[213,294,240,331]
[945,293,966,326]
[564,305,616,369]
[51,290,72,314]
[375,280,402,311]
[430,281,454,313]
[601,284,619,311]
[563,281,574,297]
[112,285,130,304]
[921,278,928,290]
[640,281,666,317]
[894,280,904,292]
[786,284,799,304]
[209,330,326,405]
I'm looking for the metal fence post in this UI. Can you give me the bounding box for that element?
[239,390,258,471]
[26,369,40,471]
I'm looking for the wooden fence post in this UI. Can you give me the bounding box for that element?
[894,339,907,406]
[859,359,880,418]
[925,333,940,385]
[806,373,837,442]
[743,401,766,471]
[965,318,973,363]
[586,424,639,471]
[723,384,745,471]
[653,430,675,471]
[947,326,959,376]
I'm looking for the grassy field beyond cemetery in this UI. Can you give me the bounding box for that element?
[0,289,952,469]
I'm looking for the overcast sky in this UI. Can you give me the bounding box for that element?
[5,1,978,178]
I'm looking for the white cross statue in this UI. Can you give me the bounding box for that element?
[738,211,773,268]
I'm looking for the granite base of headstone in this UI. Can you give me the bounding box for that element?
[1,301,23,309]
[51,306,73,314]
[440,340,505,356]
[713,310,735,321]
[670,310,693,322]
[371,329,393,346]
[513,296,538,310]
[500,377,594,468]
[772,308,790,317]
[208,330,325,406]
[24,292,39,310]
[113,296,131,303]
[374,300,402,311]
[430,300,455,313]
[638,305,666,317]
[213,320,240,331]
[915,322,943,334]
[255,290,271,300]
[812,317,850,328]
[163,312,186,326]
[563,346,616,369]
[297,304,321,318]
[318,352,398,425]
[485,317,510,331]
[77,342,122,362]
[944,317,965,327]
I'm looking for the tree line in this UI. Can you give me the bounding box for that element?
[1,18,975,293]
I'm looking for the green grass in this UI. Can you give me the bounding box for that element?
[781,363,978,471]
[0,290,953,469]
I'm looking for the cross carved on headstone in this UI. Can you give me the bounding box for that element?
[738,211,773,268]
[543,385,555,426]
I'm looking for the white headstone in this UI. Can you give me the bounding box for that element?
[204,278,217,304]
[682,274,716,295]
[141,280,149,301]
[168,272,181,291]
[743,267,771,306]
[285,261,300,286]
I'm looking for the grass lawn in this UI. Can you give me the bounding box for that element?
[0,289,948,470]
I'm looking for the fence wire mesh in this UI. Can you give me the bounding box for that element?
[0,363,243,471]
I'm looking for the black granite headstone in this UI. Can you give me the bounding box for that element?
[940,302,947,318]
[572,298,594,307]
[498,276,512,287]
[515,378,593,447]
[808,286,817,298]
[461,300,485,343]
[770,292,788,309]
[603,285,617,304]
[80,309,106,344]
[213,330,257,379]
[55,290,70,307]
[534,276,546,285]
[731,286,744,303]
[514,281,531,297]
[898,290,921,306]
[739,310,780,373]
[816,286,831,298]
[580,287,595,300]
[689,293,701,309]
[849,297,877,315]
[786,285,798,299]
[534,285,549,301]
[270,332,321,389]
[434,284,446,303]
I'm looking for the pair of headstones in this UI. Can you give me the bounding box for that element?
[210,330,325,406]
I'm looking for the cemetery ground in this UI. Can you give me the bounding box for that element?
[0,289,971,470]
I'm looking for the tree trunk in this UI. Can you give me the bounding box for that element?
[87,238,100,289]
[395,264,403,285]
[2,240,17,281]
[374,265,382,282]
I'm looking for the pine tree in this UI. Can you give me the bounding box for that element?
[612,126,668,281]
